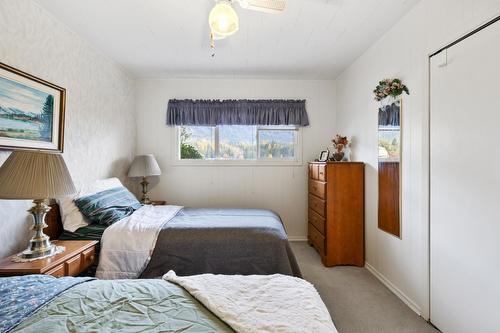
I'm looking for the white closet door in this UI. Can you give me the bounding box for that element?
[430,20,500,333]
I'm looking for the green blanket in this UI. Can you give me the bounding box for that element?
[12,279,233,333]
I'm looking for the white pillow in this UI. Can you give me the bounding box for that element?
[57,177,124,232]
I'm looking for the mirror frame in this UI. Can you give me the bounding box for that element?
[377,98,402,238]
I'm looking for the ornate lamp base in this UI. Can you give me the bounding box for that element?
[140,177,151,205]
[20,244,56,259]
[21,199,57,260]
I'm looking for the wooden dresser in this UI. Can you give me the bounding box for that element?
[308,162,365,267]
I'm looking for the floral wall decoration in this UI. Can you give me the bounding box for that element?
[373,78,409,102]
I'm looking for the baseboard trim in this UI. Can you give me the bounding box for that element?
[288,237,308,241]
[365,262,422,316]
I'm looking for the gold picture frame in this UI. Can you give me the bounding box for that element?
[0,62,66,152]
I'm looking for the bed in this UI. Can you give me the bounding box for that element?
[47,191,301,279]
[1,273,337,333]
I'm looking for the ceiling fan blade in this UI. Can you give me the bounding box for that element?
[237,0,287,13]
[301,0,340,5]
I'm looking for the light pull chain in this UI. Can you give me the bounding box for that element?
[210,32,216,58]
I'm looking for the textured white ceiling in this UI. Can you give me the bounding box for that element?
[34,0,419,79]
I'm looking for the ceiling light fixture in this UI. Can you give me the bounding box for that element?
[209,1,239,38]
[207,0,286,58]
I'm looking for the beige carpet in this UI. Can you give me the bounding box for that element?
[290,241,439,333]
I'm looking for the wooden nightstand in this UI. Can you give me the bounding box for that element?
[0,240,98,277]
[150,200,167,206]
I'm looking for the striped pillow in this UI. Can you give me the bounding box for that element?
[74,186,142,226]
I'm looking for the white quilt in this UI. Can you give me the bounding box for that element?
[96,205,182,279]
[163,271,338,333]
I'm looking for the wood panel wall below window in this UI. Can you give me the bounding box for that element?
[308,162,365,267]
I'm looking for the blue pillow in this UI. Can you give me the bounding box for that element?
[74,186,142,226]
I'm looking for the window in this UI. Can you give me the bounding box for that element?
[258,128,296,160]
[179,126,215,159]
[178,125,300,163]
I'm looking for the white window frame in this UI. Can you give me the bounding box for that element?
[173,125,303,166]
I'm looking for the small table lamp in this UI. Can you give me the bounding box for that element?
[0,151,76,259]
[128,154,161,204]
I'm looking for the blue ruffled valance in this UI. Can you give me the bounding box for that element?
[166,99,309,126]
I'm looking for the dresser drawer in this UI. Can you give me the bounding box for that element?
[309,209,325,235]
[308,194,326,217]
[309,164,319,179]
[47,264,65,277]
[65,255,82,276]
[308,223,325,255]
[309,179,326,199]
[318,164,326,181]
[81,247,96,271]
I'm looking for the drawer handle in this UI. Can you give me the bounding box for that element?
[89,255,95,261]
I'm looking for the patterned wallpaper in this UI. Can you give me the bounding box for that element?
[0,0,136,258]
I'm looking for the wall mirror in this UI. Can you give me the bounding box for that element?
[378,99,401,237]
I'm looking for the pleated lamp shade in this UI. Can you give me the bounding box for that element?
[0,151,76,200]
[128,154,161,178]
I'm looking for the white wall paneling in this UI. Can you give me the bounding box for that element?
[0,0,136,258]
[136,79,337,240]
[336,0,500,320]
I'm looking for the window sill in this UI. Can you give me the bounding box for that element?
[171,159,303,167]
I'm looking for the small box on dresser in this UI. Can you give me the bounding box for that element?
[308,162,365,267]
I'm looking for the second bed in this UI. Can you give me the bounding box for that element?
[57,204,300,279]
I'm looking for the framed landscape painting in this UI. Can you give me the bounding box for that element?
[0,62,65,152]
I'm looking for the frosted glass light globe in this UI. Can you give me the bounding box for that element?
[209,1,239,37]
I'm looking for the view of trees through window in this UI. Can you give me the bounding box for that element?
[179,125,297,160]
[378,126,400,161]
[258,129,295,159]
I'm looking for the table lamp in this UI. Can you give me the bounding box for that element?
[128,154,161,204]
[0,151,76,259]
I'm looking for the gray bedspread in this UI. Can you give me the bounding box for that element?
[140,208,302,278]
